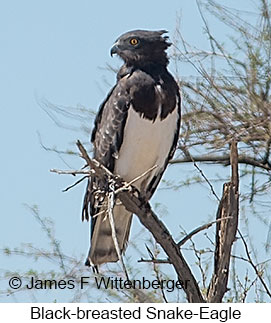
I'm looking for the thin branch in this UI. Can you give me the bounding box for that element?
[144,245,168,303]
[115,165,158,194]
[177,217,233,247]
[238,229,271,299]
[189,154,220,201]
[138,217,232,264]
[138,258,170,264]
[76,140,118,180]
[107,187,130,281]
[24,205,68,276]
[62,176,89,192]
[50,169,90,176]
[170,154,271,172]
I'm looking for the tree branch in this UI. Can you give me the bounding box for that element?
[207,140,239,302]
[170,154,271,171]
[117,190,204,302]
[53,140,205,303]
[52,140,243,303]
[238,229,271,299]
[177,217,233,247]
[138,258,170,264]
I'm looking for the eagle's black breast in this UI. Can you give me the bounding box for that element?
[117,64,179,121]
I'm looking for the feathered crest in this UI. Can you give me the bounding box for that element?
[113,29,171,66]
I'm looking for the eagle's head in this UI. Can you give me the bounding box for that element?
[110,29,171,66]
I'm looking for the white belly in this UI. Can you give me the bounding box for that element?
[114,105,178,192]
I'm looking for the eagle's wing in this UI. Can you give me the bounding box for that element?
[82,81,129,221]
[82,76,132,266]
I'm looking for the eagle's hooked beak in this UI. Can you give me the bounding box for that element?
[110,43,119,57]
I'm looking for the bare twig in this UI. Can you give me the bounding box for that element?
[170,154,271,172]
[50,169,90,175]
[177,217,233,247]
[138,258,170,264]
[144,245,168,302]
[238,229,271,299]
[177,148,220,201]
[76,140,117,180]
[115,165,158,194]
[138,217,232,265]
[192,160,220,201]
[107,187,130,281]
[62,176,89,192]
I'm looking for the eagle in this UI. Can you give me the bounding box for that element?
[82,29,181,267]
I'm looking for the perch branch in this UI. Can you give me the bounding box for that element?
[51,140,243,303]
[62,140,205,302]
[116,191,204,302]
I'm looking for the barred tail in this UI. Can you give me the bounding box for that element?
[85,200,132,266]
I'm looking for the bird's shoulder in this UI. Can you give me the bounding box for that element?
[91,65,180,151]
[91,69,154,144]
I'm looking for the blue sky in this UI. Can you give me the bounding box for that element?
[1,0,268,302]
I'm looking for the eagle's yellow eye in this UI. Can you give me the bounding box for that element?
[130,38,138,45]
